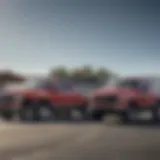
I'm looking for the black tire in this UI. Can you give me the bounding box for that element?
[35,102,56,122]
[70,108,87,121]
[19,105,36,122]
[120,102,138,124]
[71,103,88,121]
[1,111,14,121]
[91,110,104,121]
[152,101,160,123]
[19,100,55,122]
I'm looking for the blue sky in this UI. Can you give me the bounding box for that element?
[0,0,159,75]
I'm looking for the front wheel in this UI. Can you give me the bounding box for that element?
[1,111,14,121]
[69,102,89,121]
[120,108,138,124]
[152,102,160,123]
[91,110,105,121]
[36,104,55,122]
[19,105,36,122]
[19,101,56,122]
[70,108,88,121]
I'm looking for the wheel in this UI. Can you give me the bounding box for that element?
[35,102,56,122]
[19,100,55,122]
[91,110,104,121]
[1,111,14,121]
[152,102,160,123]
[120,103,138,124]
[122,109,138,124]
[157,106,160,122]
[71,103,88,121]
[19,105,36,122]
[70,108,87,121]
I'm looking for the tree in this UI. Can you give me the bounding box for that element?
[70,68,82,79]
[49,65,113,83]
[96,67,110,82]
[72,65,93,80]
[49,66,69,78]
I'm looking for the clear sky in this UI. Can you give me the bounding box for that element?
[0,0,159,75]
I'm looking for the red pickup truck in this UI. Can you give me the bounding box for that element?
[88,76,160,123]
[0,77,87,122]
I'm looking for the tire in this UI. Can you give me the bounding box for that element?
[19,100,55,122]
[91,110,104,121]
[120,103,138,124]
[19,105,36,122]
[71,103,88,121]
[70,108,87,121]
[152,101,160,123]
[35,102,55,122]
[1,111,14,121]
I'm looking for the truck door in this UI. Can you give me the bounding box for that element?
[52,78,79,108]
[137,80,154,107]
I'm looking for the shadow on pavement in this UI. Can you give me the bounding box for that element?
[13,119,160,129]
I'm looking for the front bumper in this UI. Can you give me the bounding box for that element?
[87,105,124,114]
[87,95,124,114]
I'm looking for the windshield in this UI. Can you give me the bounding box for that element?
[22,78,74,91]
[117,79,140,89]
[103,78,119,89]
[104,78,148,90]
[24,79,51,89]
[57,78,74,91]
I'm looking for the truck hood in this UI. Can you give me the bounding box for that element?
[5,88,49,97]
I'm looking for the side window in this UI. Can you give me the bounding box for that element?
[42,80,57,91]
[58,79,73,92]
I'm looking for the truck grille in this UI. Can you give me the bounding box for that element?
[94,95,117,104]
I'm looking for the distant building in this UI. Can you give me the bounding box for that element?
[0,71,26,88]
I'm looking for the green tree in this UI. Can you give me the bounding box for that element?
[49,65,113,83]
[78,65,93,80]
[96,67,110,81]
[50,66,69,78]
[70,65,95,82]
[70,68,82,79]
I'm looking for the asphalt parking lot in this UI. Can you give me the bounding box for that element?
[0,121,160,160]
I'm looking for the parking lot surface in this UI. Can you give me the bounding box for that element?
[0,121,160,160]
